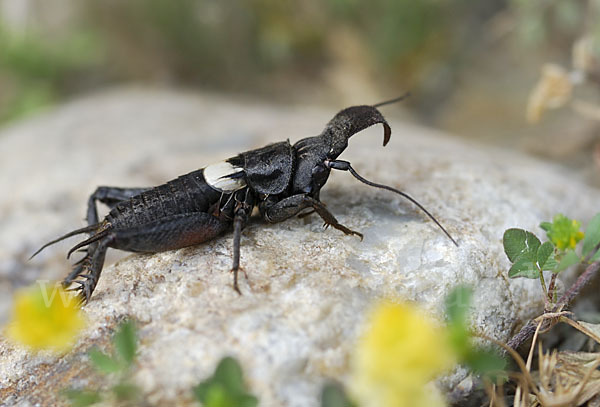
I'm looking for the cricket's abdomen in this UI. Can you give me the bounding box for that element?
[103,169,233,253]
[108,212,230,253]
[106,169,222,229]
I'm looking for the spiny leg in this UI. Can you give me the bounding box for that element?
[230,189,254,294]
[310,200,363,240]
[63,255,91,286]
[66,234,113,303]
[298,192,321,219]
[231,207,250,294]
[260,194,314,222]
[67,186,149,284]
[62,228,110,286]
[261,194,362,239]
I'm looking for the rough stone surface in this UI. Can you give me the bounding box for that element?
[1,88,599,406]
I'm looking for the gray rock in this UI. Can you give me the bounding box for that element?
[1,87,599,406]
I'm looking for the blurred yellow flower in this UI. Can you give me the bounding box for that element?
[350,301,455,407]
[5,283,85,352]
[568,230,584,250]
[544,214,584,250]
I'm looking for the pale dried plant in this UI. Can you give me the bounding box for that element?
[527,64,574,123]
[533,346,600,406]
[572,36,597,74]
[484,316,600,407]
[527,35,600,124]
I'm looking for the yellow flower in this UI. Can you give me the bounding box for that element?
[543,215,584,250]
[350,301,456,407]
[5,283,85,352]
[570,231,585,250]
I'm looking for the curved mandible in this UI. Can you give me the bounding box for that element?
[323,105,391,159]
[321,93,410,159]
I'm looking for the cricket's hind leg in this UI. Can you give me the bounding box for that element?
[65,186,150,286]
[64,231,114,303]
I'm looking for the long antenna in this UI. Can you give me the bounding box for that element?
[372,92,411,108]
[326,159,459,246]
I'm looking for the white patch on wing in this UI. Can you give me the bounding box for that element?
[204,161,246,192]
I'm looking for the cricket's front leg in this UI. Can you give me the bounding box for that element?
[231,206,250,294]
[229,189,256,294]
[260,194,363,239]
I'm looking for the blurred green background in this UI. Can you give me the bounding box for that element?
[1,0,599,173]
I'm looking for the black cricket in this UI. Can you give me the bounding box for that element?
[32,95,458,302]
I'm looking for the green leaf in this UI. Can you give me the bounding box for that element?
[537,241,557,271]
[582,213,600,256]
[197,382,229,407]
[236,395,259,407]
[503,228,525,262]
[445,286,473,357]
[194,381,258,407]
[508,255,540,279]
[214,357,245,394]
[464,348,507,381]
[554,250,581,273]
[503,228,541,278]
[503,229,541,262]
[113,320,137,366]
[111,383,140,401]
[445,286,472,326]
[321,383,356,407]
[591,248,600,262]
[193,380,215,404]
[62,389,102,407]
[540,221,552,232]
[502,229,546,278]
[447,322,471,358]
[88,347,121,374]
[193,357,258,407]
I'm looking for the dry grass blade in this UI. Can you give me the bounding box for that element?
[484,380,507,407]
[527,317,600,406]
[491,316,600,407]
[560,318,600,344]
[515,322,543,407]
[528,348,600,406]
[556,352,600,406]
[478,333,543,406]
